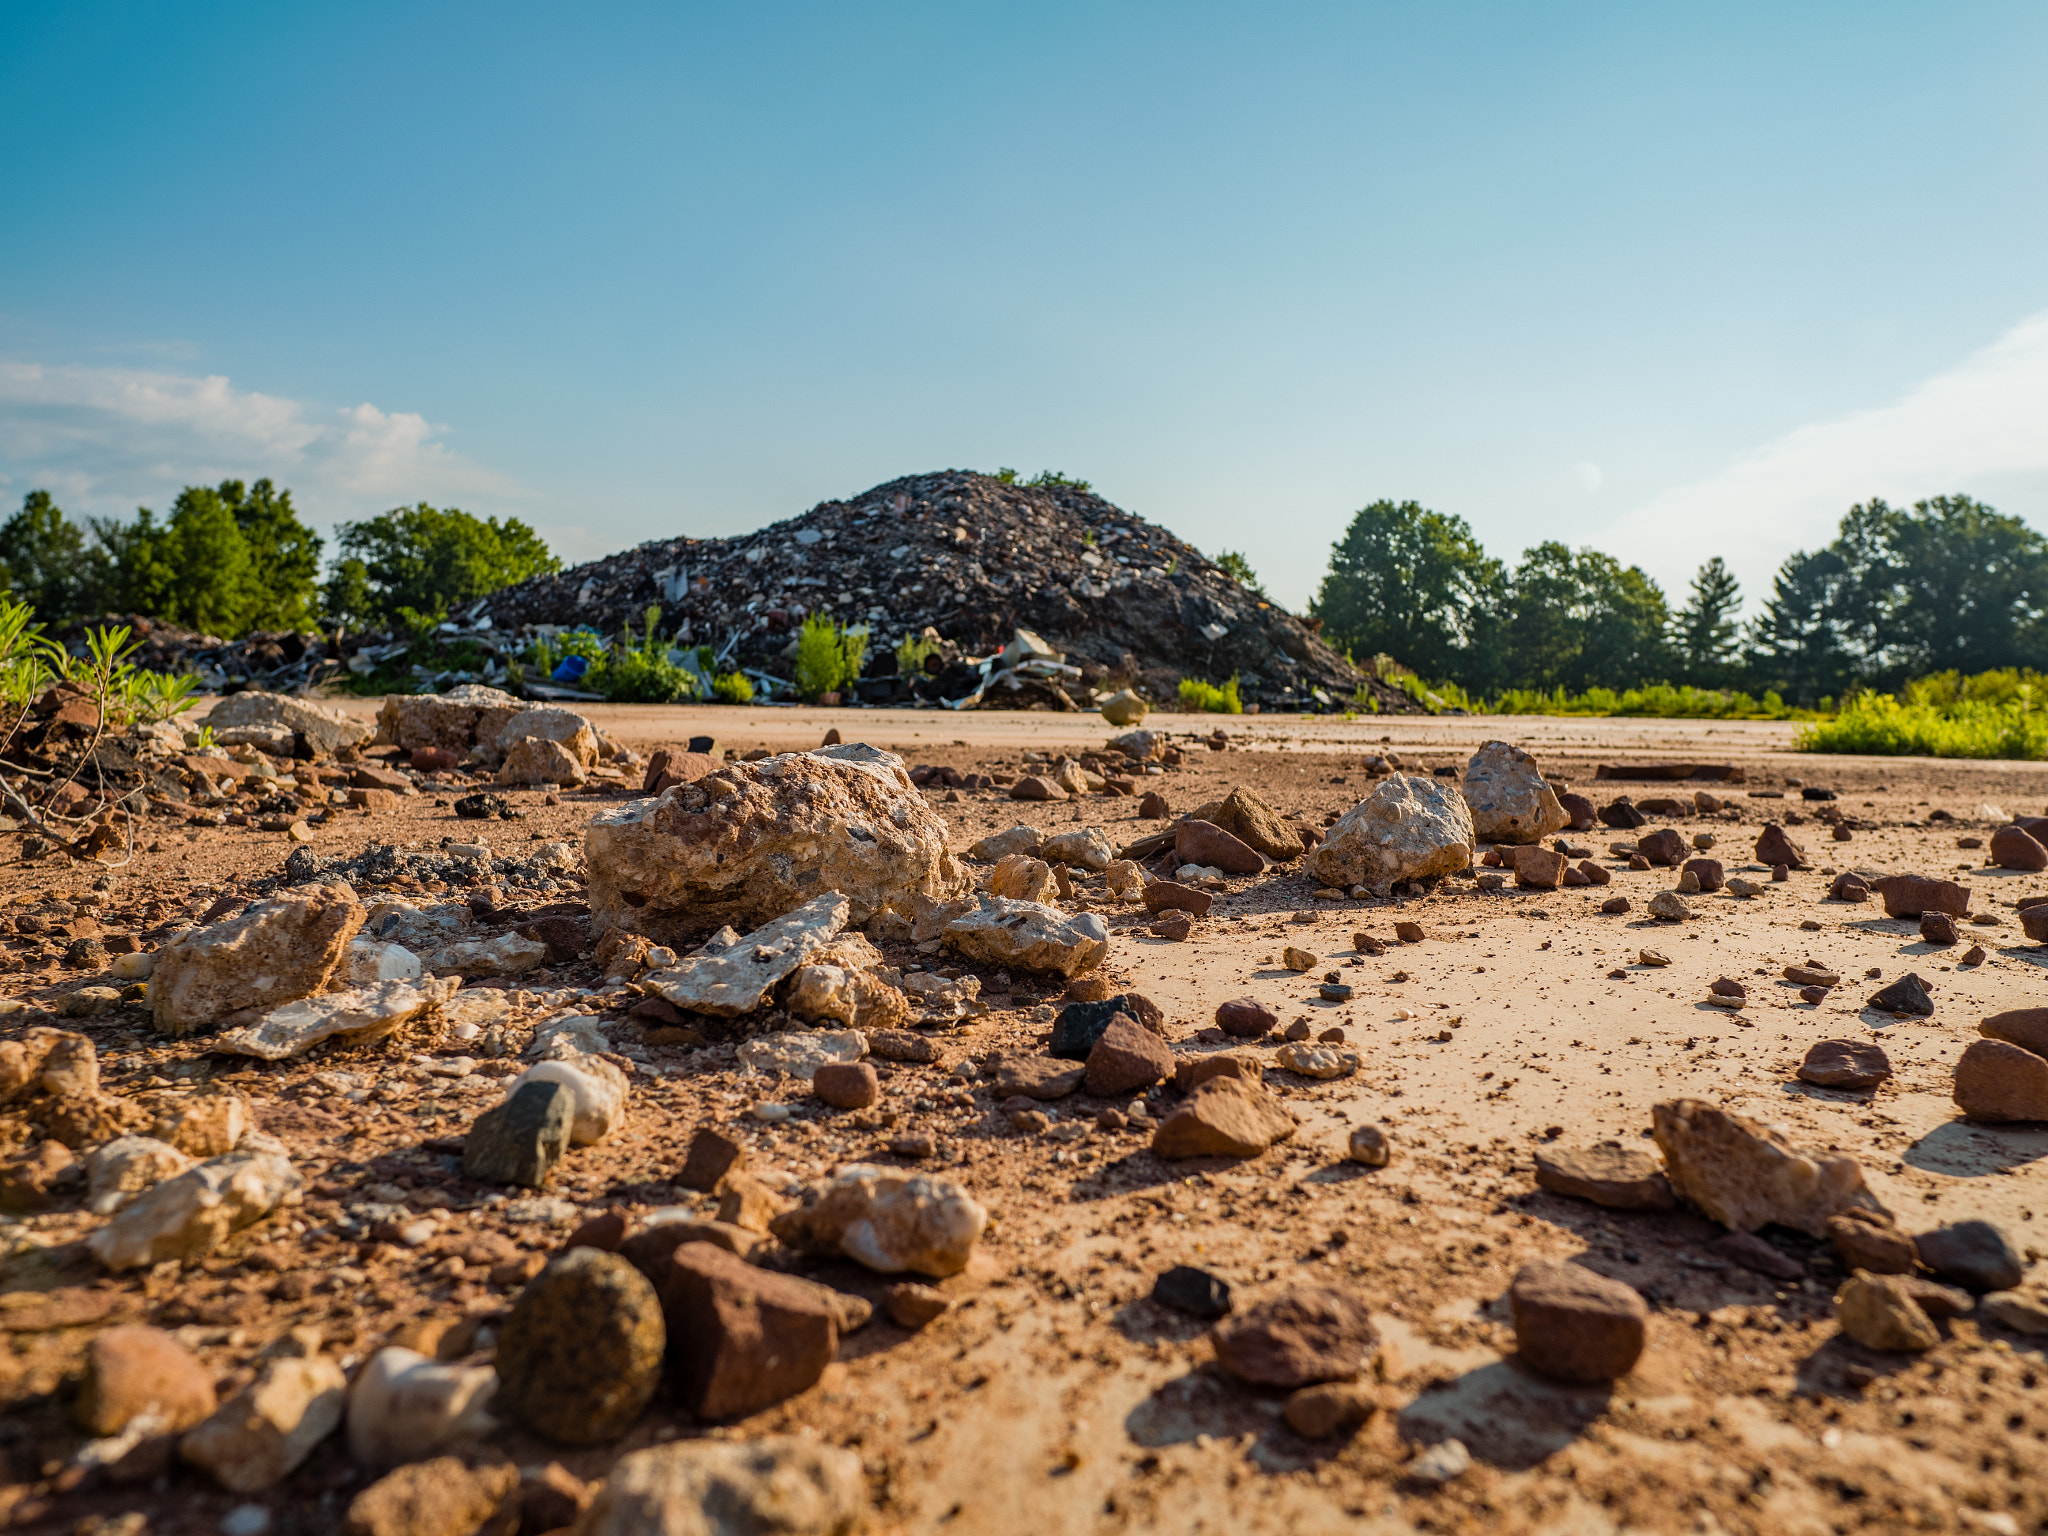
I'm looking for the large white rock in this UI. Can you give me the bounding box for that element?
[151,885,366,1037]
[577,1437,865,1536]
[344,1347,498,1468]
[769,1165,987,1278]
[784,963,910,1029]
[374,684,522,755]
[482,705,599,768]
[89,1149,301,1271]
[200,691,374,759]
[585,745,967,940]
[1307,775,1475,896]
[421,930,548,979]
[180,1355,346,1492]
[85,1136,193,1215]
[211,978,460,1061]
[737,1030,869,1082]
[1039,827,1114,871]
[508,1056,627,1145]
[339,938,423,986]
[642,894,848,1017]
[1462,740,1568,845]
[941,897,1108,977]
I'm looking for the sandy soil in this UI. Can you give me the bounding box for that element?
[4,704,2045,1536]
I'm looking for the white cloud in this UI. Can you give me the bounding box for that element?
[1605,309,2048,608]
[0,358,515,529]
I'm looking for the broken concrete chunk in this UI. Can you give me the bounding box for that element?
[212,978,460,1061]
[736,1029,868,1082]
[941,896,1108,977]
[151,884,366,1037]
[421,930,548,979]
[585,747,966,939]
[89,1149,300,1271]
[180,1354,347,1492]
[1039,826,1114,870]
[966,824,1042,862]
[769,1164,987,1277]
[85,1136,193,1215]
[1462,741,1568,845]
[641,893,849,1016]
[1308,775,1474,896]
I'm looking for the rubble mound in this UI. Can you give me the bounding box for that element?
[482,470,1412,713]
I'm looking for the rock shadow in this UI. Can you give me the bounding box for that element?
[1901,1118,2048,1178]
[1396,1357,1612,1471]
[1123,1366,1271,1449]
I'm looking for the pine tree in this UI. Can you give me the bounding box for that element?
[1672,557,1742,686]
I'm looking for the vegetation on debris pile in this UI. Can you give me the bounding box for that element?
[1795,670,2048,759]
[1178,675,1244,714]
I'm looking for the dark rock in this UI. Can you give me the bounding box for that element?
[1215,997,1278,1038]
[566,1212,628,1252]
[1953,1038,2048,1122]
[1828,872,1871,902]
[1873,874,1971,918]
[1532,1143,1676,1211]
[1085,1015,1173,1097]
[812,1062,880,1110]
[1636,829,1686,867]
[1598,798,1647,829]
[453,792,511,820]
[1152,1264,1233,1319]
[1509,1260,1648,1382]
[1138,791,1169,820]
[655,1242,838,1418]
[1866,973,1933,1016]
[2024,906,2048,944]
[463,1081,572,1187]
[1211,1286,1376,1387]
[1709,976,1747,998]
[1990,823,2048,871]
[1919,911,1958,946]
[1801,786,1836,801]
[1150,1075,1296,1158]
[1010,775,1063,801]
[1797,1039,1891,1090]
[884,1281,951,1328]
[1980,1008,2048,1058]
[990,1055,1085,1100]
[1142,880,1213,916]
[495,1248,665,1444]
[678,1127,748,1192]
[1915,1220,2025,1291]
[1559,793,1596,831]
[1175,819,1263,875]
[1599,895,1630,914]
[1149,911,1193,942]
[1682,857,1724,892]
[1799,986,1829,1004]
[1828,1211,1917,1275]
[76,1325,217,1436]
[1754,823,1809,870]
[345,1457,519,1536]
[1512,846,1565,889]
[1282,1382,1378,1440]
[1051,995,1160,1059]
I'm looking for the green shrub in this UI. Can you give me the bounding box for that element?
[1178,675,1243,713]
[712,671,754,704]
[1795,695,2048,759]
[1487,683,1807,720]
[895,631,941,676]
[793,614,869,700]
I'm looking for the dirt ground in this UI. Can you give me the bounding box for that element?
[4,702,2045,1536]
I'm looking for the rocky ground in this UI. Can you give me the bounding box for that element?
[2,697,2045,1536]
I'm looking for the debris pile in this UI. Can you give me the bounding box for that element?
[480,469,1417,713]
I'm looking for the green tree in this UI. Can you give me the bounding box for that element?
[135,487,259,636]
[1671,557,1743,686]
[1310,500,1504,683]
[0,490,107,624]
[1744,545,1857,706]
[221,479,323,629]
[1502,543,1668,692]
[324,503,560,629]
[1213,550,1266,597]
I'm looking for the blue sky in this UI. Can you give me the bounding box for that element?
[2,2,2044,615]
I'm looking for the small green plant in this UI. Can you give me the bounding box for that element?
[993,467,1019,484]
[793,613,869,701]
[1215,551,1266,596]
[712,671,754,704]
[192,724,218,749]
[895,631,941,676]
[1795,694,2048,759]
[1178,674,1243,714]
[1026,470,1092,493]
[597,606,700,703]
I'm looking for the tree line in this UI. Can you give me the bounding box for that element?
[0,483,559,636]
[1307,494,2047,706]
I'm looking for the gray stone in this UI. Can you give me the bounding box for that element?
[1307,775,1474,896]
[642,894,849,1017]
[941,896,1108,977]
[202,691,373,758]
[212,978,460,1061]
[463,1081,572,1187]
[1915,1220,2025,1291]
[967,824,1043,862]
